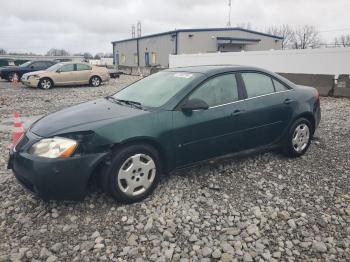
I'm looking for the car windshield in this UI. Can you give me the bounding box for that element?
[112,71,200,108]
[46,63,64,72]
[19,61,32,67]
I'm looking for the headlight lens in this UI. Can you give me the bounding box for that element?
[29,75,40,80]
[29,137,77,158]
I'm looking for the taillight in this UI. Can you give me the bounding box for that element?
[315,89,320,101]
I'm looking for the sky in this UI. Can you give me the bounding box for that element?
[0,0,349,55]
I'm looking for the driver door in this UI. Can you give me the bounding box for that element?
[172,73,246,167]
[54,64,75,85]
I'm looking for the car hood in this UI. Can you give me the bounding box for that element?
[30,98,148,137]
[0,66,20,72]
[0,66,16,71]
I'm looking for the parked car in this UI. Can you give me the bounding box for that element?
[8,65,321,202]
[0,60,56,81]
[21,62,110,89]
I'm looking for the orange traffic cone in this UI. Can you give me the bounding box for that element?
[11,73,19,86]
[10,112,24,149]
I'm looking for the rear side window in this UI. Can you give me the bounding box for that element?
[273,79,289,91]
[189,74,238,107]
[241,72,275,98]
[60,64,74,72]
[76,63,91,71]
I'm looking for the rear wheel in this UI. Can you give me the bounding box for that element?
[283,117,313,157]
[38,78,53,90]
[90,76,101,87]
[101,144,161,203]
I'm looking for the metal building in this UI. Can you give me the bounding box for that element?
[111,27,283,69]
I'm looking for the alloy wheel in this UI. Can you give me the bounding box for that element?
[91,77,100,87]
[292,123,310,153]
[40,79,52,89]
[117,153,156,196]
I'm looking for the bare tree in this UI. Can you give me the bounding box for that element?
[266,25,293,49]
[46,48,70,56]
[334,34,350,47]
[291,25,320,49]
[83,52,93,60]
[0,48,7,55]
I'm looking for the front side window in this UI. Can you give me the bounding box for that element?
[76,63,91,71]
[189,74,239,107]
[241,72,275,98]
[60,64,74,72]
[113,71,201,108]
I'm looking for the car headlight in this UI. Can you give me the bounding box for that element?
[29,137,78,158]
[29,75,40,80]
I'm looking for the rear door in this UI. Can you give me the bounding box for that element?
[75,63,92,84]
[172,73,247,167]
[238,71,295,148]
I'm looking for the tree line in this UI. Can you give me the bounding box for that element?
[265,24,350,49]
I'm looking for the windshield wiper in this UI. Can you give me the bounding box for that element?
[105,96,143,109]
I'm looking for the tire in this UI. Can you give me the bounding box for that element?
[283,117,313,157]
[101,144,162,203]
[90,76,101,87]
[38,78,53,90]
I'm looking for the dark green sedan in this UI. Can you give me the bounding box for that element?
[8,65,321,202]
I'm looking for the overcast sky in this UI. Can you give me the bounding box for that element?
[0,0,349,55]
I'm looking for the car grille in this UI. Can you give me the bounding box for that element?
[15,135,29,151]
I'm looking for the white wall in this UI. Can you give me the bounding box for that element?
[169,47,350,75]
[89,58,114,66]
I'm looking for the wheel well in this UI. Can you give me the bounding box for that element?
[39,77,54,85]
[295,113,316,134]
[90,75,102,81]
[117,139,168,173]
[87,139,168,191]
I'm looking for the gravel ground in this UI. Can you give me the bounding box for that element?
[0,77,350,261]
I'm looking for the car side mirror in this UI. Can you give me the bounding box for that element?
[181,98,209,112]
[30,65,34,69]
[56,69,61,73]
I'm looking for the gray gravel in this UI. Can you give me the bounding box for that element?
[0,78,350,261]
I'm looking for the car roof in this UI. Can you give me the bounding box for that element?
[165,65,271,75]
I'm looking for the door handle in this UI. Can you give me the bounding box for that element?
[283,98,294,104]
[231,109,245,116]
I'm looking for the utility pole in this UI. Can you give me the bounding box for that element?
[227,0,232,27]
[132,24,135,38]
[137,21,142,37]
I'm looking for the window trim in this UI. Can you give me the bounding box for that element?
[238,70,292,99]
[175,72,244,111]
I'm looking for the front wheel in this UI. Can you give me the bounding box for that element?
[38,78,53,90]
[101,144,161,203]
[90,76,101,87]
[283,118,313,157]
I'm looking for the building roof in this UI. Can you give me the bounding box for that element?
[111,27,283,44]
